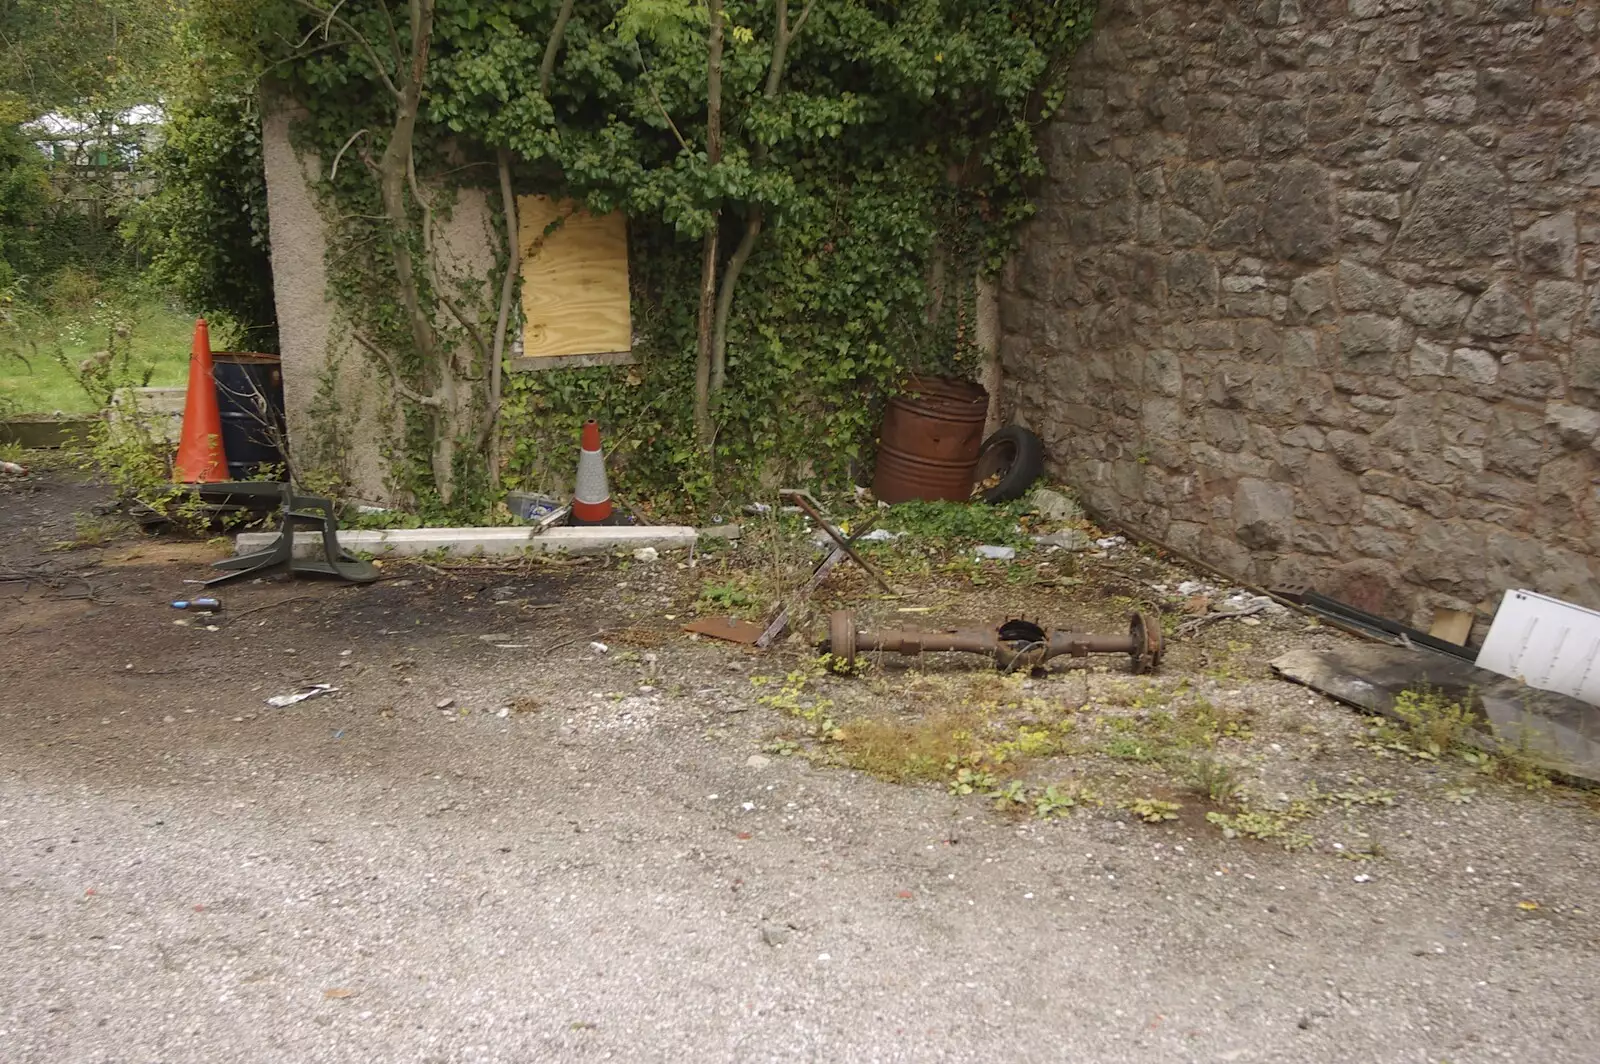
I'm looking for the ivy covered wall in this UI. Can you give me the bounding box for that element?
[225,0,1095,516]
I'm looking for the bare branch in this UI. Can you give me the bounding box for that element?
[475,150,520,470]
[351,331,443,408]
[376,0,404,68]
[712,0,815,395]
[292,0,349,49]
[328,128,368,180]
[651,83,692,152]
[790,0,818,40]
[436,289,491,368]
[400,148,491,376]
[633,43,693,153]
[710,209,761,394]
[288,0,401,98]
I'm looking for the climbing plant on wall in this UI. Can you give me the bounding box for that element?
[209,0,1094,517]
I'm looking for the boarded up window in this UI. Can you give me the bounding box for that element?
[513,196,632,367]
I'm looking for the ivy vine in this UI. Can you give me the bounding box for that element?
[214,0,1095,517]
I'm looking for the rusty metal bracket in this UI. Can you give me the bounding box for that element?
[780,489,895,595]
[823,609,1164,675]
[755,509,884,648]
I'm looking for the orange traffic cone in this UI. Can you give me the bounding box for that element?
[570,419,613,525]
[173,318,229,483]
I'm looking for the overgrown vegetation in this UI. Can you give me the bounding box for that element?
[1,278,193,414]
[190,0,1096,517]
[0,0,183,294]
[1,0,276,418]
[1359,685,1552,789]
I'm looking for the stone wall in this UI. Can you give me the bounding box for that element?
[1000,0,1600,628]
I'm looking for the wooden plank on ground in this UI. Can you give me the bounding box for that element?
[516,195,631,361]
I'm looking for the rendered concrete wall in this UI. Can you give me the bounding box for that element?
[261,93,498,503]
[1001,0,1600,630]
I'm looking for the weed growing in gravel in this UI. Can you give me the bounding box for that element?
[839,710,983,783]
[1205,809,1313,849]
[1358,686,1553,789]
[1125,798,1181,823]
[1034,784,1098,818]
[698,575,762,616]
[948,766,999,795]
[1390,686,1476,757]
[752,668,841,740]
[1181,755,1242,804]
[876,499,1033,548]
[990,780,1032,809]
[51,512,128,549]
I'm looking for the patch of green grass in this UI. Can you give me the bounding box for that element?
[1,297,194,415]
[877,499,1032,549]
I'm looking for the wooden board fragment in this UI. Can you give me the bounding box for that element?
[1428,607,1474,646]
[515,195,631,361]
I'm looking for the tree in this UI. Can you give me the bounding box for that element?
[0,0,178,116]
[272,0,566,505]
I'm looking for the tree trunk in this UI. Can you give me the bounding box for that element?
[373,0,456,500]
[707,0,812,401]
[694,0,724,448]
[709,208,760,395]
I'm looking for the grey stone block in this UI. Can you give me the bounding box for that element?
[1337,259,1407,313]
[1235,478,1296,549]
[1392,133,1512,266]
[1464,281,1530,338]
[1545,403,1600,449]
[1519,212,1579,277]
[1533,281,1583,342]
[1448,347,1500,385]
[1400,285,1471,331]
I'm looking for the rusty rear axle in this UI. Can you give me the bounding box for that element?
[824,610,1163,674]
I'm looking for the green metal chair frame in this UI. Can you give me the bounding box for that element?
[197,482,378,588]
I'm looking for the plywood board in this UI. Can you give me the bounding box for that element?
[1428,607,1474,646]
[516,195,631,361]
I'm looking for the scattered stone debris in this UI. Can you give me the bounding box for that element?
[1033,530,1092,551]
[1029,487,1082,522]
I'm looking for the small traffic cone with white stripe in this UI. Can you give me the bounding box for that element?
[570,419,613,526]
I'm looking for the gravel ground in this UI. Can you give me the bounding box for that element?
[3,466,1599,1063]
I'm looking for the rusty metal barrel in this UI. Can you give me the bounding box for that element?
[872,375,989,503]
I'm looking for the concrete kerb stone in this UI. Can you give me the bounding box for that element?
[234,524,731,560]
